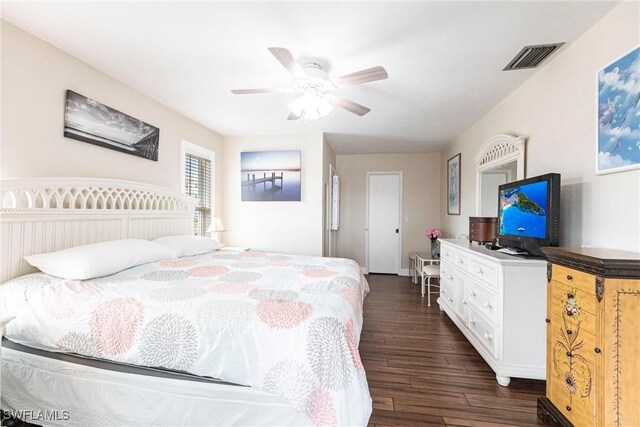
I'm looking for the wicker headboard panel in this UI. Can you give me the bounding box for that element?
[0,178,196,283]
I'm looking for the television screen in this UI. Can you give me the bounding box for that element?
[499,180,548,239]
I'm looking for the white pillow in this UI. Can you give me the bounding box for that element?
[154,235,222,257]
[24,239,176,280]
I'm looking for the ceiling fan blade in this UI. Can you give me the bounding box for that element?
[332,66,388,86]
[287,112,302,120]
[268,47,307,78]
[329,96,371,116]
[231,88,294,95]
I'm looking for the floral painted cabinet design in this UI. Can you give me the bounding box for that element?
[538,248,640,427]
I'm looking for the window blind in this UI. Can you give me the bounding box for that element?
[184,153,212,236]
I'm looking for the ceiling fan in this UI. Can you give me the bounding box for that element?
[231,47,388,120]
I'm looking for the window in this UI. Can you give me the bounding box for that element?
[182,142,214,236]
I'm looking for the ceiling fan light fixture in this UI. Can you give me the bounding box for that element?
[287,93,333,120]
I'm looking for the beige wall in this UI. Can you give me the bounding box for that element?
[222,133,325,256]
[336,153,441,271]
[1,21,224,215]
[440,3,640,252]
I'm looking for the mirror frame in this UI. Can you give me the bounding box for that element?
[474,134,525,216]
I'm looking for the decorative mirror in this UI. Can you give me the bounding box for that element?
[474,134,525,216]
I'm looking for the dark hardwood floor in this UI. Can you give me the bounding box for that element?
[361,274,546,427]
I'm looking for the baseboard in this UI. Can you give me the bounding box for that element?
[361,267,410,276]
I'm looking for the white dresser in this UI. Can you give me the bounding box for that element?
[437,239,547,386]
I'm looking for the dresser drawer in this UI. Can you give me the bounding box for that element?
[440,262,455,285]
[440,245,456,263]
[467,305,498,357]
[551,279,597,317]
[439,281,455,309]
[467,279,499,323]
[552,265,595,295]
[467,257,499,289]
[550,295,596,335]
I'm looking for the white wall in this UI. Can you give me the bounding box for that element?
[336,152,441,271]
[222,133,325,256]
[440,3,640,252]
[1,21,224,216]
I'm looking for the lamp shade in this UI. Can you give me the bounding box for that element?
[207,217,226,233]
[287,93,333,120]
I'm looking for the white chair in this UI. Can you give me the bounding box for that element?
[416,254,440,306]
[409,253,418,284]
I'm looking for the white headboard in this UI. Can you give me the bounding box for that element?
[0,178,196,283]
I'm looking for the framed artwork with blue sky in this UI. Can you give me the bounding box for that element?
[240,150,301,201]
[596,47,640,175]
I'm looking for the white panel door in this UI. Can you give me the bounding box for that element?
[368,173,401,274]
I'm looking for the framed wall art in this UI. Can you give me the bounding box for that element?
[447,153,461,215]
[596,47,640,175]
[64,90,159,161]
[241,150,301,201]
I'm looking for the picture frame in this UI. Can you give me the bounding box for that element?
[64,90,159,161]
[596,46,640,175]
[240,150,301,201]
[447,153,461,215]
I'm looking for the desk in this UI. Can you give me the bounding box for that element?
[410,252,440,284]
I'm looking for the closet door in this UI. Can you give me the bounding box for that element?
[367,173,401,274]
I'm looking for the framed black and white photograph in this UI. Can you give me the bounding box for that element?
[64,90,159,161]
[447,153,461,215]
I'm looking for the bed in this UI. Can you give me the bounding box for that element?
[0,178,372,426]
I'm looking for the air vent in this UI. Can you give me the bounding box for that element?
[504,43,564,71]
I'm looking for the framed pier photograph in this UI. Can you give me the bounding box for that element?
[240,150,301,201]
[64,90,160,161]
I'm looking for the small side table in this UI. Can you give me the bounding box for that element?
[410,252,440,284]
[414,253,440,306]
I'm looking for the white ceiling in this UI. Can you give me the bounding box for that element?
[2,1,618,154]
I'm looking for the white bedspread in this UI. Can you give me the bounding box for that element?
[1,250,372,426]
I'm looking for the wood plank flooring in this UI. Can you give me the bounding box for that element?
[361,274,545,427]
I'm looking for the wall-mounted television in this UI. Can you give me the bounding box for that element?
[497,173,560,256]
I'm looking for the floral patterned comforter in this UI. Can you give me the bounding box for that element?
[1,250,372,426]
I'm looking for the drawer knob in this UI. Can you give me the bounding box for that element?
[595,347,601,354]
[483,332,493,341]
[566,329,572,335]
[567,275,573,281]
[457,259,464,265]
[484,301,492,309]
[462,300,467,305]
[567,292,575,299]
[469,318,476,326]
[448,298,453,303]
[566,406,572,412]
[476,267,484,275]
[545,318,550,323]
[566,351,572,357]
[441,289,446,294]
[470,291,476,298]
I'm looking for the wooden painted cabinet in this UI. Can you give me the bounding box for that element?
[538,247,640,427]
